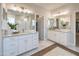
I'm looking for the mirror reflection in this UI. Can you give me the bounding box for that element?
[2,4,36,35]
[48,17,70,30]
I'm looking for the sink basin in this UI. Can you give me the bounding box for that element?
[12,31,20,34]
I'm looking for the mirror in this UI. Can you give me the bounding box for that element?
[48,18,54,30]
[7,9,36,32]
[48,16,70,30]
[48,18,58,30]
[60,17,70,29]
[2,4,36,35]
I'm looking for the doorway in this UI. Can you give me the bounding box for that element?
[76,12,79,46]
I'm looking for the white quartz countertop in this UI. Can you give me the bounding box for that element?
[3,30,37,38]
[49,29,70,32]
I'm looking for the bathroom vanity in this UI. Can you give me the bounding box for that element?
[48,29,70,45]
[0,4,39,56]
[3,31,39,56]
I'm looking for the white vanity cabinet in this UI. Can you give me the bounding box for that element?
[56,32,69,45]
[32,32,39,48]
[3,37,18,56]
[58,32,68,45]
[18,35,28,54]
[25,34,33,51]
[0,39,2,56]
[3,32,39,56]
[48,30,70,45]
[48,31,55,41]
[18,33,39,54]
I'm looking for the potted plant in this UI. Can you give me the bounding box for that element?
[7,22,17,33]
[61,21,69,29]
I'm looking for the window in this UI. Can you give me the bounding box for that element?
[7,15,15,24]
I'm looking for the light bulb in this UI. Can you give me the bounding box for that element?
[24,18,28,22]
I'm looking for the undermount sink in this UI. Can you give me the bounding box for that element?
[12,31,20,34]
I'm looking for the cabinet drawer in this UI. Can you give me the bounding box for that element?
[18,37,27,54]
[33,34,38,37]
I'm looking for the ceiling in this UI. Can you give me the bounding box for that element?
[33,3,65,11]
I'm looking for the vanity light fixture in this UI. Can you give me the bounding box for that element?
[17,7,22,12]
[16,6,33,14]
[27,9,33,14]
[10,5,17,11]
[24,18,28,22]
[8,5,33,14]
[23,9,33,14]
[52,11,69,17]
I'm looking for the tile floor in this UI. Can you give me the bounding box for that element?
[19,40,55,56]
[20,40,79,56]
[43,47,76,56]
[49,39,79,55]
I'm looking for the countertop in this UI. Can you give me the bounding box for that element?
[49,29,70,33]
[3,30,37,38]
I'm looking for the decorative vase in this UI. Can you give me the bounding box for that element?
[11,29,16,33]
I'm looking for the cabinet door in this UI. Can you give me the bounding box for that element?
[26,34,33,51]
[0,38,2,56]
[48,31,56,41]
[18,35,27,54]
[32,33,39,48]
[59,32,67,45]
[48,31,52,40]
[55,32,57,42]
[3,37,18,56]
[18,35,33,54]
[53,32,56,42]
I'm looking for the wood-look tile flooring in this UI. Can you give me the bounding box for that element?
[32,43,79,56]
